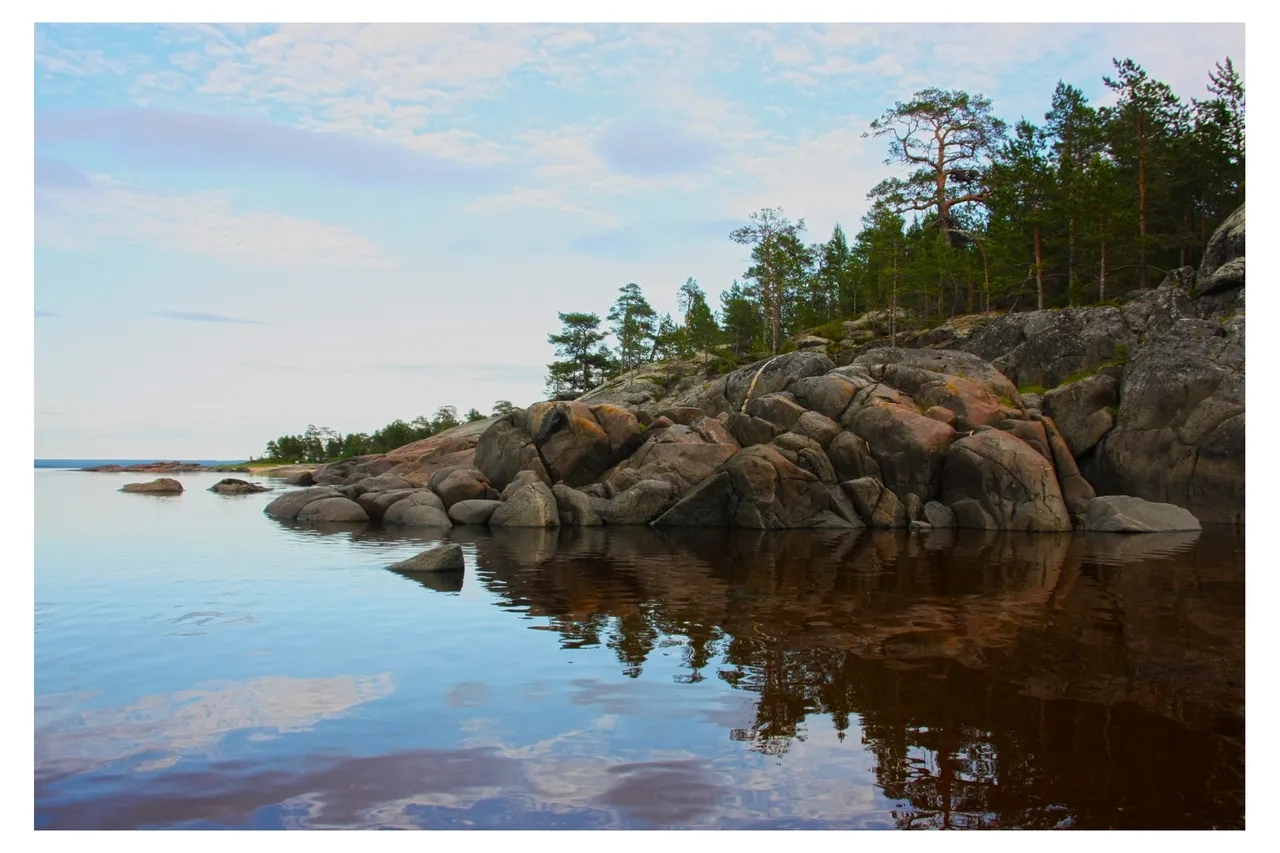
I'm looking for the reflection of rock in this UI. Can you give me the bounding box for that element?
[388,568,464,594]
[35,673,395,783]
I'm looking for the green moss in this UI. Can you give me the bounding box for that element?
[809,319,848,341]
[1017,383,1047,396]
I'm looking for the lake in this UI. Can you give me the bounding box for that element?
[34,468,1245,829]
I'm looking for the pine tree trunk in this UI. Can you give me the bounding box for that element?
[1068,217,1077,305]
[1099,229,1108,304]
[891,252,899,347]
[1138,115,1148,289]
[1034,226,1045,310]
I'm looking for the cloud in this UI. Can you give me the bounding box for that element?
[34,157,92,190]
[36,310,60,318]
[36,108,502,190]
[37,176,391,268]
[595,121,722,177]
[570,229,643,256]
[148,311,264,325]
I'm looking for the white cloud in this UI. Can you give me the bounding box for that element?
[37,178,391,269]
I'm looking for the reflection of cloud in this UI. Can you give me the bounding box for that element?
[444,681,489,708]
[35,673,395,781]
[148,310,265,325]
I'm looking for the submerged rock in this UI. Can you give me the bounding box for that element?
[388,543,465,573]
[208,478,269,495]
[120,477,183,494]
[1083,495,1201,533]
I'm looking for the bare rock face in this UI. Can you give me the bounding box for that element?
[941,430,1072,532]
[1197,203,1245,296]
[490,481,560,528]
[1042,371,1120,457]
[474,416,551,491]
[120,477,184,494]
[722,351,836,412]
[655,445,830,529]
[1088,316,1244,525]
[604,420,738,496]
[1083,495,1201,533]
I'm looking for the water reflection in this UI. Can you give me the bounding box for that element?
[36,673,395,783]
[44,503,1244,829]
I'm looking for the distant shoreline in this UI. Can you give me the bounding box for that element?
[35,459,321,477]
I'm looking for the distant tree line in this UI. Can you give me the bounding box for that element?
[545,56,1244,396]
[260,402,517,463]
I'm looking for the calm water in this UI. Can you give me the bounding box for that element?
[34,469,1245,830]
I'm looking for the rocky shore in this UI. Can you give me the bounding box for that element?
[266,206,1243,534]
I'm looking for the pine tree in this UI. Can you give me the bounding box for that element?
[607,283,658,379]
[546,311,611,397]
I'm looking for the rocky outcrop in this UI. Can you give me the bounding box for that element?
[590,479,677,525]
[1086,317,1244,524]
[387,543,465,573]
[1083,495,1201,533]
[1197,204,1245,296]
[120,477,183,494]
[428,466,495,508]
[474,416,550,491]
[208,478,269,495]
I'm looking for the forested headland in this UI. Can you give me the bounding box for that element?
[259,56,1243,465]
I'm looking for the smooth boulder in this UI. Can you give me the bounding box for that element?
[447,499,503,525]
[208,478,268,495]
[382,492,452,527]
[490,481,560,528]
[264,487,342,518]
[1083,495,1201,533]
[297,496,370,523]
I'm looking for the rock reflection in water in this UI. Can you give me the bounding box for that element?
[461,525,1243,830]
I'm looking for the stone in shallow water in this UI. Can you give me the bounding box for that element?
[1083,495,1201,533]
[120,477,183,494]
[388,543,464,573]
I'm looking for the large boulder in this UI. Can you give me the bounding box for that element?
[297,496,370,523]
[552,484,603,526]
[846,402,956,504]
[357,488,429,520]
[1041,371,1120,457]
[264,487,343,518]
[852,348,1024,431]
[723,412,780,448]
[532,402,626,487]
[722,351,836,412]
[447,499,503,525]
[1088,316,1244,525]
[382,492,452,527]
[474,416,550,491]
[654,444,829,529]
[381,417,496,485]
[604,427,738,495]
[490,481,560,527]
[208,478,268,495]
[1083,495,1202,533]
[388,543,465,573]
[1038,415,1096,515]
[350,473,416,496]
[827,431,882,482]
[791,411,840,449]
[590,479,677,524]
[1197,204,1245,296]
[941,429,1072,532]
[428,466,494,508]
[841,477,908,528]
[120,477,183,494]
[789,374,859,421]
[772,432,837,484]
[744,393,807,429]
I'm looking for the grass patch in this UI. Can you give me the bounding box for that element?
[1017,384,1047,396]
[809,319,848,341]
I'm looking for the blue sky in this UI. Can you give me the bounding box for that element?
[34,22,1244,458]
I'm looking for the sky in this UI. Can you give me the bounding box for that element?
[33,21,1245,459]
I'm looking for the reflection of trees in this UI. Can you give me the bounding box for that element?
[471,526,1243,830]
